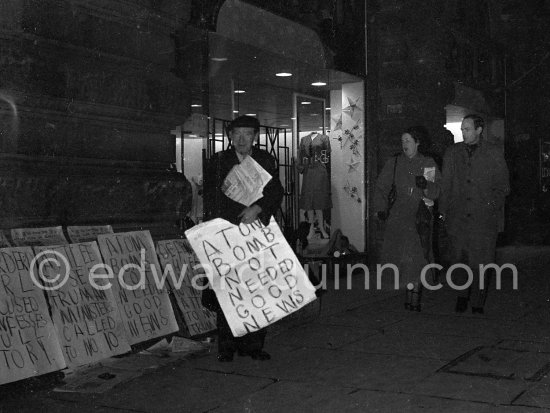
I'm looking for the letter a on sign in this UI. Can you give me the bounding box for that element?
[185,218,316,337]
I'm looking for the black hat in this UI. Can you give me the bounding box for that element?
[228,115,260,132]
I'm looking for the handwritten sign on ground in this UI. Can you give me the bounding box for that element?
[11,226,68,247]
[67,225,114,244]
[0,247,66,385]
[0,231,11,248]
[185,217,316,337]
[156,240,216,336]
[97,231,178,345]
[34,243,131,368]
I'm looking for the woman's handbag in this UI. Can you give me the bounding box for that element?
[385,156,398,217]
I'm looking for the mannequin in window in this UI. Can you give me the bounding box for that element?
[297,131,332,239]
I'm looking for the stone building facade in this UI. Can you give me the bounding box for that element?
[0,0,193,236]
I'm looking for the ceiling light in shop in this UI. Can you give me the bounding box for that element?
[276,72,292,77]
[234,90,246,94]
[326,107,331,110]
[191,104,202,107]
[311,82,327,86]
[291,117,296,120]
[245,113,256,116]
[301,101,311,105]
[233,110,239,114]
[211,57,228,62]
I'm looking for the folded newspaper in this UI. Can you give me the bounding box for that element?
[422,166,436,207]
[423,166,435,182]
[222,155,272,206]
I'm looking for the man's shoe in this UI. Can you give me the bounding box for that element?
[250,350,271,361]
[455,297,468,313]
[217,353,234,362]
[472,307,484,315]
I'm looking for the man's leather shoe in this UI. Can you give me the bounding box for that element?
[455,297,468,313]
[217,353,234,362]
[472,307,484,314]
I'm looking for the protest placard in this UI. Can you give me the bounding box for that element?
[11,226,68,247]
[34,243,131,368]
[97,231,179,345]
[185,217,316,337]
[156,239,216,336]
[67,225,114,243]
[0,247,66,385]
[0,230,12,248]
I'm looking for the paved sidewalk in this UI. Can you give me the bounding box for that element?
[2,246,550,412]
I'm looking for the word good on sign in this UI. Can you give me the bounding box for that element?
[97,231,179,345]
[185,217,316,337]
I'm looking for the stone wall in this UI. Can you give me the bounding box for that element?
[0,0,193,236]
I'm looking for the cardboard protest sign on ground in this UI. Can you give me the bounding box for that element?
[67,225,114,244]
[34,243,131,368]
[11,226,68,247]
[0,247,66,385]
[156,240,216,336]
[185,217,316,337]
[97,231,178,345]
[0,231,12,248]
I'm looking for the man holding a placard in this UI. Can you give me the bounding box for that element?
[203,115,284,362]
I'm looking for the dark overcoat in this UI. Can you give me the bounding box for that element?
[439,139,509,306]
[374,153,441,286]
[204,147,284,226]
[440,140,510,240]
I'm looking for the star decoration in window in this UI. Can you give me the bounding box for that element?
[342,96,362,118]
[346,157,361,173]
[331,114,343,132]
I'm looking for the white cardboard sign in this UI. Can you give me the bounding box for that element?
[67,225,114,243]
[156,239,216,336]
[97,231,179,345]
[34,243,131,368]
[0,247,66,385]
[11,226,68,247]
[185,217,316,337]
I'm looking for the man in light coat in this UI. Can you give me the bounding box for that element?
[440,114,510,314]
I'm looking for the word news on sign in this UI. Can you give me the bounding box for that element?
[186,218,316,337]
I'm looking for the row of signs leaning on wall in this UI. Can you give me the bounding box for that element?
[0,225,212,385]
[0,220,316,385]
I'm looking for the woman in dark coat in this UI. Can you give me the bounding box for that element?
[374,126,441,311]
